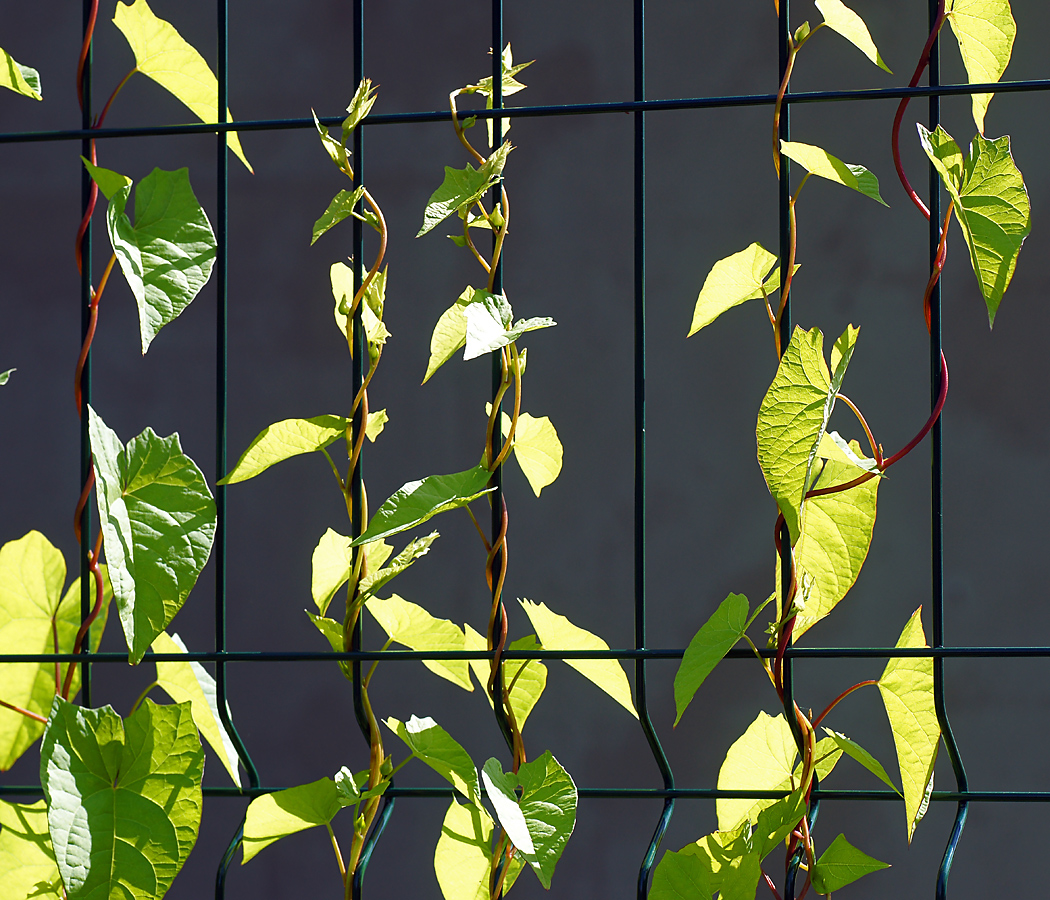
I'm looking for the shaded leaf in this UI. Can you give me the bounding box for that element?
[815,0,892,71]
[0,532,111,770]
[812,833,890,893]
[674,593,748,725]
[917,124,1030,325]
[89,407,215,664]
[350,466,495,546]
[113,0,251,170]
[311,186,365,245]
[41,697,203,898]
[367,594,471,690]
[152,631,241,786]
[780,141,888,205]
[520,599,637,717]
[681,822,764,900]
[0,48,42,100]
[359,532,438,599]
[879,608,939,842]
[464,625,546,731]
[417,142,512,237]
[434,799,523,900]
[649,848,713,900]
[242,777,341,864]
[386,715,479,802]
[0,799,60,899]
[823,728,901,793]
[220,415,347,484]
[688,242,779,336]
[0,368,13,385]
[945,0,1015,133]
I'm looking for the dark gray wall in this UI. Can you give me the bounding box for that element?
[2,1,1049,897]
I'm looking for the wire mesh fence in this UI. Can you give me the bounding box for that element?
[2,1,1050,897]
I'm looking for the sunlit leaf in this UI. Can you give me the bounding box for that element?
[305,612,352,680]
[219,416,347,484]
[688,243,782,336]
[434,799,523,900]
[716,711,797,832]
[462,290,554,360]
[417,142,512,237]
[681,821,764,900]
[242,777,341,864]
[878,608,939,842]
[113,0,251,170]
[917,124,1030,325]
[311,529,352,616]
[815,0,892,71]
[468,43,533,146]
[0,48,42,100]
[812,833,890,893]
[385,716,479,802]
[89,407,215,664]
[780,141,888,205]
[464,625,546,731]
[366,409,389,441]
[673,593,748,725]
[358,532,438,599]
[41,697,203,898]
[0,799,60,898]
[152,631,241,786]
[491,407,563,496]
[945,0,1015,133]
[424,288,475,382]
[311,186,366,245]
[649,847,713,900]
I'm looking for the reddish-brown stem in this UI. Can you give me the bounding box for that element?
[881,351,948,469]
[836,392,882,468]
[891,0,948,220]
[805,469,877,500]
[73,469,95,544]
[62,530,104,700]
[95,69,136,130]
[922,201,954,334]
[74,253,116,413]
[0,698,47,724]
[449,90,486,165]
[465,505,492,553]
[797,871,813,900]
[763,870,784,900]
[772,45,797,177]
[812,680,879,731]
[76,0,99,110]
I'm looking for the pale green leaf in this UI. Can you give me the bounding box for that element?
[41,697,203,898]
[520,599,637,718]
[331,263,390,354]
[311,186,366,245]
[220,415,347,484]
[688,242,778,336]
[313,109,347,170]
[879,608,939,842]
[812,833,890,893]
[0,368,13,385]
[366,594,472,690]
[83,161,217,353]
[88,407,215,664]
[481,752,576,889]
[113,0,251,170]
[780,140,888,205]
[815,0,892,72]
[462,290,555,360]
[351,466,495,546]
[917,124,1030,325]
[509,412,563,496]
[358,532,438,599]
[673,593,748,725]
[464,625,546,731]
[342,78,378,136]
[681,823,763,900]
[424,288,474,382]
[0,799,60,899]
[417,143,512,237]
[385,715,479,802]
[946,0,1015,133]
[152,631,241,787]
[0,532,112,770]
[305,612,351,680]
[823,728,901,793]
[649,848,713,900]
[242,777,341,864]
[716,711,797,832]
[0,48,42,100]
[366,409,389,441]
[469,43,533,146]
[756,326,831,542]
[311,528,353,616]
[434,799,523,900]
[752,789,809,858]
[817,429,881,473]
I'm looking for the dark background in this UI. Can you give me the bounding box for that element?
[2,1,1049,897]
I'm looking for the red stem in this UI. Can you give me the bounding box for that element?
[0,698,47,724]
[62,530,104,700]
[812,680,879,730]
[76,0,99,111]
[881,351,948,469]
[763,870,784,900]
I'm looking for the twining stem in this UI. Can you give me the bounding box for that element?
[463,217,492,273]
[812,680,878,730]
[96,68,136,129]
[836,392,882,467]
[74,253,116,413]
[0,698,47,724]
[772,43,797,177]
[62,530,104,700]
[450,89,487,166]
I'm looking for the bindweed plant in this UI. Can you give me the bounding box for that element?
[653,1,1028,898]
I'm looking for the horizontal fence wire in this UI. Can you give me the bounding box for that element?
[0,1,1047,898]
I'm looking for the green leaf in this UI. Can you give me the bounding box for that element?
[673,593,748,725]
[756,326,831,542]
[424,288,473,382]
[0,799,61,899]
[311,186,366,245]
[0,368,13,385]
[434,799,523,900]
[780,141,888,206]
[366,409,389,441]
[242,777,341,864]
[789,443,880,638]
[313,109,348,170]
[917,124,1030,325]
[152,631,241,787]
[491,407,563,496]
[88,407,216,664]
[946,0,1015,134]
[351,466,495,546]
[311,528,353,616]
[879,608,939,842]
[649,848,713,900]
[464,625,546,731]
[716,711,797,832]
[520,599,636,718]
[462,290,555,360]
[83,161,218,354]
[417,143,512,237]
[823,728,901,793]
[220,415,347,484]
[681,823,763,900]
[812,833,890,893]
[342,78,378,136]
[688,242,780,336]
[366,594,471,690]
[815,0,892,72]
[385,716,479,802]
[0,532,112,770]
[469,43,533,146]
[331,262,391,354]
[0,48,42,100]
[40,697,203,898]
[113,0,251,171]
[359,532,438,599]
[305,612,352,680]
[481,752,576,889]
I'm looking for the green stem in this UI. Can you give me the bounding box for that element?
[128,681,160,716]
[321,446,345,490]
[326,822,347,883]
